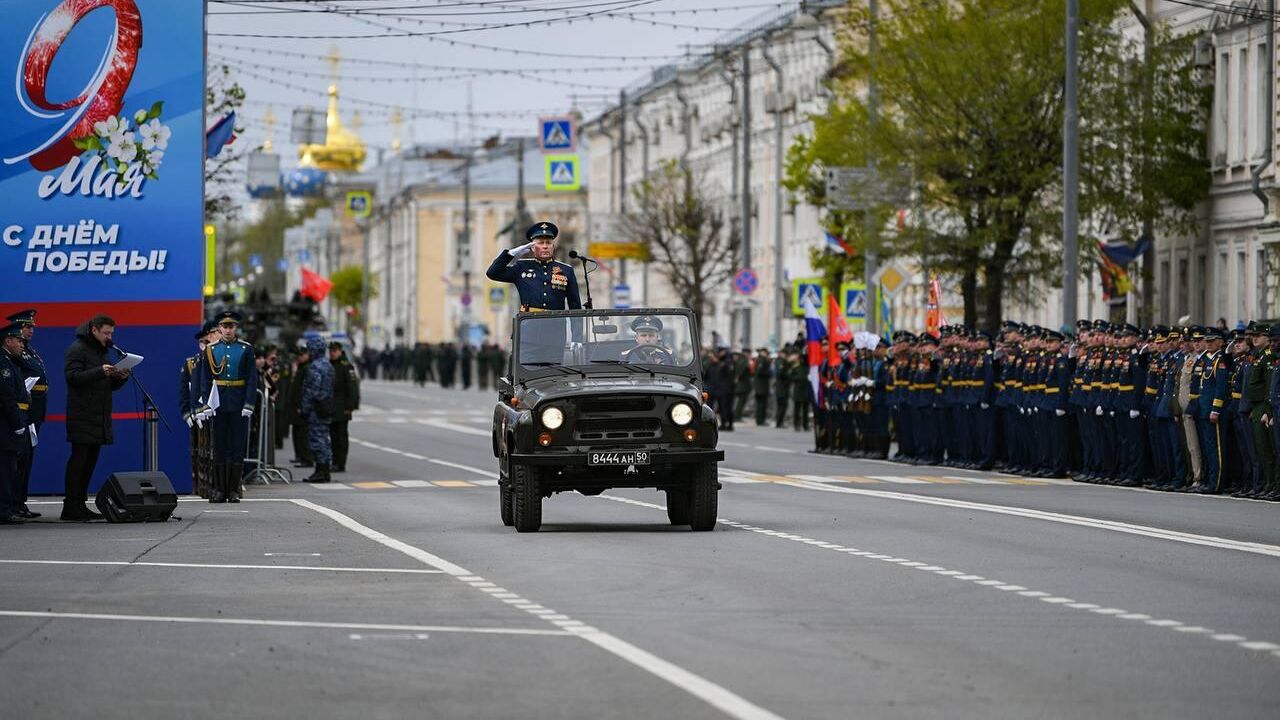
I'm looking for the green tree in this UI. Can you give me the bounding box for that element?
[786,0,1208,328]
[618,160,740,333]
[330,265,378,332]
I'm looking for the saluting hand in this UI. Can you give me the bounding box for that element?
[510,241,536,258]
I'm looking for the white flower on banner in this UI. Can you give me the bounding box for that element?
[142,150,164,174]
[93,115,122,139]
[108,132,138,164]
[139,119,171,152]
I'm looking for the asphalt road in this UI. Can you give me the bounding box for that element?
[2,379,1278,719]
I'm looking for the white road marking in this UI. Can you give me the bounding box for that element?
[391,480,435,488]
[0,610,571,637]
[946,476,1007,485]
[0,559,443,574]
[428,458,499,479]
[594,493,1280,662]
[776,477,1280,559]
[288,498,787,720]
[718,440,797,454]
[263,553,321,557]
[352,436,498,479]
[865,475,930,484]
[311,484,356,490]
[415,417,491,437]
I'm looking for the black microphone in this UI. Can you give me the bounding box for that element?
[568,250,597,263]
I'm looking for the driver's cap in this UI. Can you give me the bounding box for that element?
[631,315,662,333]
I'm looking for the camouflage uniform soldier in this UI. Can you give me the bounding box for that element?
[301,337,336,483]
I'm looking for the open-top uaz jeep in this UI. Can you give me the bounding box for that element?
[492,308,724,532]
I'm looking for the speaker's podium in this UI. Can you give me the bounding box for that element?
[95,472,178,523]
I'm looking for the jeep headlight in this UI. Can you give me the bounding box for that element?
[540,406,564,430]
[669,402,694,426]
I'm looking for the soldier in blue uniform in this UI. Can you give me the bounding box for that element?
[1195,327,1230,493]
[0,322,32,524]
[6,309,46,518]
[196,311,257,503]
[1228,330,1257,497]
[180,321,217,497]
[486,221,583,312]
[301,336,335,483]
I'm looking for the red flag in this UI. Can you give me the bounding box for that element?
[300,266,333,302]
[926,275,941,338]
[827,293,852,366]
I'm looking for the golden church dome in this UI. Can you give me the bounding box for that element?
[298,85,367,173]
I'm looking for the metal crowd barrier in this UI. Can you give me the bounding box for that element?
[244,387,292,485]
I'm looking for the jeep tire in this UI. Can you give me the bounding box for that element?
[511,462,542,533]
[665,487,691,526]
[688,462,719,531]
[500,481,514,526]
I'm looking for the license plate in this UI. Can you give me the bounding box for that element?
[588,451,650,466]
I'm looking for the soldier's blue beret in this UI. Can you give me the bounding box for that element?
[527,221,559,241]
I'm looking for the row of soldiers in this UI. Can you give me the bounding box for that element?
[810,319,1280,499]
[181,315,362,499]
[701,345,814,431]
[359,342,508,390]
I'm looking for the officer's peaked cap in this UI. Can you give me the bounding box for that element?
[216,310,243,324]
[527,221,559,241]
[630,315,662,333]
[0,323,23,339]
[5,309,36,326]
[195,320,218,339]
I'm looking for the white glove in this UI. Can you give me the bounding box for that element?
[509,241,535,258]
[185,415,194,428]
[1129,409,1139,419]
[1018,407,1026,415]
[195,415,204,429]
[1055,409,1066,417]
[980,403,990,410]
[1095,406,1104,416]
[14,427,25,436]
[242,408,254,418]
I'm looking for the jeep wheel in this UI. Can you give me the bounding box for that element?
[688,462,719,531]
[665,487,691,526]
[511,462,542,533]
[500,482,514,526]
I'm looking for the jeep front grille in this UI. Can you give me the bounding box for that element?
[574,417,661,440]
[576,396,656,414]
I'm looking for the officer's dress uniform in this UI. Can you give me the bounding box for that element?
[8,311,46,517]
[197,321,257,503]
[179,326,211,497]
[0,322,33,523]
[485,221,582,365]
[1196,340,1230,493]
[1229,341,1257,495]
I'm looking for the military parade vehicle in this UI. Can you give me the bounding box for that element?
[492,308,724,532]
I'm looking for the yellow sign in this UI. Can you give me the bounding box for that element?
[587,241,649,261]
[345,190,373,218]
[203,224,216,296]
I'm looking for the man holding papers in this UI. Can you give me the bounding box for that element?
[61,315,130,522]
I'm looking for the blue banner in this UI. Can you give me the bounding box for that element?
[0,0,205,493]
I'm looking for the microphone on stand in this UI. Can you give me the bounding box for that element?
[568,250,598,264]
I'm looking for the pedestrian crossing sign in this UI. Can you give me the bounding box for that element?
[790,278,826,316]
[539,116,576,152]
[843,284,867,319]
[544,154,580,191]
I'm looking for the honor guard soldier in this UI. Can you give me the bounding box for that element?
[180,321,217,497]
[1195,327,1230,493]
[6,309,46,518]
[0,322,32,524]
[485,221,582,312]
[197,311,257,503]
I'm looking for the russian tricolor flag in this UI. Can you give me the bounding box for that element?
[803,297,827,407]
[824,231,853,255]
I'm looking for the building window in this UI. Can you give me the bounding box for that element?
[1256,44,1269,159]
[1236,47,1249,163]
[1178,256,1189,319]
[1160,259,1170,322]
[1214,51,1229,165]
[1197,253,1208,322]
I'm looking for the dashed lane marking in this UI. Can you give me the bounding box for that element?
[0,559,445,574]
[432,480,475,488]
[413,417,491,437]
[287,498,787,720]
[351,438,499,479]
[595,494,1280,662]
[391,480,434,488]
[351,481,395,489]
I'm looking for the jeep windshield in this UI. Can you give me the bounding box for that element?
[516,310,698,374]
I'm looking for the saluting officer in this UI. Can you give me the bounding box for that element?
[486,221,582,312]
[6,309,46,519]
[0,322,32,524]
[196,311,257,503]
